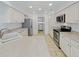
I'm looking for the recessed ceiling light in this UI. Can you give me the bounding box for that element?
[49,3,52,6]
[29,6,32,8]
[39,8,42,11]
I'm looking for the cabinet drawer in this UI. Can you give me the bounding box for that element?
[60,36,70,43]
[60,37,71,56]
[71,46,79,57]
[71,40,79,49]
[60,33,71,42]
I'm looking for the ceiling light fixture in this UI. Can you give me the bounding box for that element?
[49,3,52,6]
[39,8,42,11]
[29,6,32,8]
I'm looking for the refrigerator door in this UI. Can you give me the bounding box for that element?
[22,18,33,36]
[28,19,33,36]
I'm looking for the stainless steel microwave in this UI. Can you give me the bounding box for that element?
[56,14,65,23]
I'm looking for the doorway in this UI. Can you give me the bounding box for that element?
[38,16,45,35]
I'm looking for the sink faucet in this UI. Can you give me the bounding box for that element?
[0,28,8,38]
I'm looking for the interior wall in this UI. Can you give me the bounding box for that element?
[32,14,38,35]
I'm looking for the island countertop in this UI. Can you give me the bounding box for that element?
[60,32,79,43]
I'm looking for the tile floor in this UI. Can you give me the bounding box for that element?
[0,31,66,57]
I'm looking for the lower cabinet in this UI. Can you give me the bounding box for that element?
[60,33,79,57]
[71,46,79,57]
[60,36,71,56]
[71,40,79,57]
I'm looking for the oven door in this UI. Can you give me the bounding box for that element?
[53,29,60,47]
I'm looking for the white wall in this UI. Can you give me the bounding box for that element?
[32,14,38,35]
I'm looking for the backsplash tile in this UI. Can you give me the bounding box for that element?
[67,23,79,32]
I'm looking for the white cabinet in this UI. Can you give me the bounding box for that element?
[6,8,24,23]
[0,2,24,23]
[60,33,71,56]
[0,2,10,23]
[71,46,79,57]
[60,32,79,57]
[71,40,79,57]
[66,2,79,23]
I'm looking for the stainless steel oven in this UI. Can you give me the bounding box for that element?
[53,29,60,48]
[53,26,71,48]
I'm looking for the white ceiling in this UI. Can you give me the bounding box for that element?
[5,1,76,14]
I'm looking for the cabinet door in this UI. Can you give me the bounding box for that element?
[10,9,24,23]
[66,2,79,23]
[71,40,79,57]
[0,2,11,23]
[7,8,24,23]
[60,35,71,56]
[71,46,79,57]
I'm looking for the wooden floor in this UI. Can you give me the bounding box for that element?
[38,31,66,57]
[0,35,50,57]
[45,35,66,57]
[0,31,65,57]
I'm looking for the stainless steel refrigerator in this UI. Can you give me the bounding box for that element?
[22,18,33,36]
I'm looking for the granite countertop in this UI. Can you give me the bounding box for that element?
[61,32,79,43]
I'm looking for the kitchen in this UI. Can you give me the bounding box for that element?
[0,1,79,57]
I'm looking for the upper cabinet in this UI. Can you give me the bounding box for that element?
[0,2,24,23]
[6,8,24,23]
[55,2,79,23]
[65,2,79,23]
[0,2,9,23]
